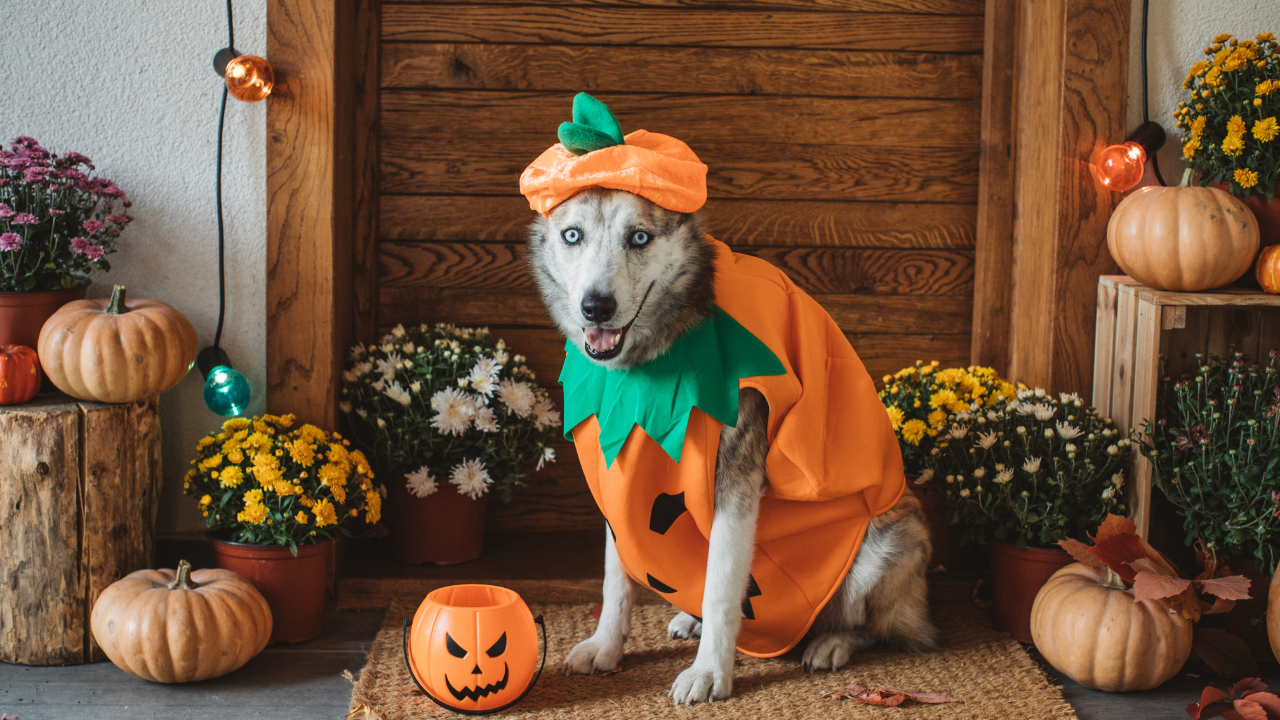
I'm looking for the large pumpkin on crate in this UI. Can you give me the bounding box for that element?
[90,560,272,683]
[38,285,197,403]
[1107,169,1259,292]
[1030,563,1192,692]
[0,344,41,405]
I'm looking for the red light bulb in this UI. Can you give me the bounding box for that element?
[1096,141,1146,192]
[225,55,274,103]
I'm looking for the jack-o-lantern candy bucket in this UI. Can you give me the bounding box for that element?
[403,584,546,715]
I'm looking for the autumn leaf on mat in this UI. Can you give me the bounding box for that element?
[1198,575,1253,602]
[1188,678,1280,720]
[822,683,962,706]
[1058,538,1103,568]
[1188,686,1231,719]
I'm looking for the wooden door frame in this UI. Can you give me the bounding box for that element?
[264,0,1131,423]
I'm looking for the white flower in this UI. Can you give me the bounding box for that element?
[1106,444,1118,455]
[402,342,415,354]
[375,353,402,380]
[960,488,971,498]
[339,401,352,414]
[1101,487,1115,500]
[532,394,561,430]
[497,379,536,418]
[1056,421,1083,440]
[410,381,422,393]
[430,388,475,436]
[1017,388,1036,400]
[1111,471,1125,489]
[470,373,496,398]
[472,357,500,378]
[1016,402,1035,416]
[973,468,986,479]
[494,349,509,365]
[371,377,386,392]
[405,466,438,498]
[1059,392,1081,404]
[380,342,396,354]
[1065,443,1077,453]
[450,458,492,500]
[976,431,998,449]
[914,468,935,485]
[945,475,955,484]
[1032,403,1056,421]
[536,446,556,471]
[384,381,412,406]
[948,425,969,439]
[356,408,368,419]
[392,323,406,337]
[342,368,358,383]
[986,410,1002,421]
[458,377,470,388]
[994,467,1014,484]
[1016,426,1026,435]
[349,343,367,360]
[376,417,386,428]
[1044,428,1054,438]
[1034,388,1046,397]
[474,404,499,433]
[1023,457,1042,473]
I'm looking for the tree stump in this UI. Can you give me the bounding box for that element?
[0,393,162,665]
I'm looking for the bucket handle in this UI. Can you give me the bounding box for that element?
[402,614,547,716]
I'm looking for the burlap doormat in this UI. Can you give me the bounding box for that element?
[346,598,1076,720]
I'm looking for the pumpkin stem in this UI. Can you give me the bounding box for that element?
[105,285,129,315]
[1098,566,1127,590]
[1179,166,1195,189]
[168,559,200,591]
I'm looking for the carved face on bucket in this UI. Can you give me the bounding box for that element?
[441,628,510,702]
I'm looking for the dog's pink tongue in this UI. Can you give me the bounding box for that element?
[584,327,622,353]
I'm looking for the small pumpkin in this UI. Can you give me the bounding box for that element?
[91,560,272,683]
[38,284,198,403]
[1107,167,1259,292]
[1031,563,1192,692]
[0,344,41,405]
[1258,244,1280,295]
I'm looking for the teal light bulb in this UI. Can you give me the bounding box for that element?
[204,365,250,417]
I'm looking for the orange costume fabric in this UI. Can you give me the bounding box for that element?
[571,240,906,657]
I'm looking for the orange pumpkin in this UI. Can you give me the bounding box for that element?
[1258,244,1280,295]
[90,560,272,683]
[0,344,41,405]
[405,584,544,714]
[1107,168,1259,292]
[1031,563,1192,692]
[38,284,197,403]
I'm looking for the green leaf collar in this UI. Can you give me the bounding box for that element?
[558,92,625,156]
[559,306,786,467]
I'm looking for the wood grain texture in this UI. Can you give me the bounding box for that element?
[970,0,1016,373]
[1091,279,1117,413]
[382,43,982,99]
[486,441,603,531]
[388,0,985,13]
[379,195,978,249]
[351,0,382,344]
[1130,298,1161,538]
[0,396,161,666]
[382,5,985,52]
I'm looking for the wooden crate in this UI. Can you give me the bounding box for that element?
[1092,276,1280,538]
[0,394,162,665]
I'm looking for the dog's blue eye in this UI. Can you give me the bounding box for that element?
[631,231,651,247]
[562,228,581,244]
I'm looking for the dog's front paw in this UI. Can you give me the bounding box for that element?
[667,612,702,640]
[669,662,732,704]
[563,636,624,676]
[802,631,871,672]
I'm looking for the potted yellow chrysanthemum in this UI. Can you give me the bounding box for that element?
[1174,32,1280,248]
[184,413,380,643]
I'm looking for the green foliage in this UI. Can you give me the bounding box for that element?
[1140,351,1280,571]
[923,390,1130,549]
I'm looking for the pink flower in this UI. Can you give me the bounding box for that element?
[49,209,65,216]
[105,214,132,225]
[10,213,37,225]
[57,152,93,169]
[84,244,105,260]
[0,233,21,251]
[70,236,92,253]
[82,219,103,234]
[0,203,13,219]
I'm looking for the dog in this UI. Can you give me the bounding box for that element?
[527,188,937,704]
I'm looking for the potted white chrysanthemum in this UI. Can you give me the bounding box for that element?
[341,323,560,563]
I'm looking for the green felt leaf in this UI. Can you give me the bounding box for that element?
[573,92,624,145]
[559,307,786,467]
[558,122,620,156]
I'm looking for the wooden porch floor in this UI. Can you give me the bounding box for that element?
[0,531,1269,719]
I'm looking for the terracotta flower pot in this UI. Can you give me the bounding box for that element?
[210,535,332,644]
[906,481,981,571]
[989,542,1073,643]
[0,284,87,349]
[387,474,490,564]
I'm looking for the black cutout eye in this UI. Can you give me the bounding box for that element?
[486,632,507,657]
[562,228,581,244]
[631,230,651,247]
[445,632,468,658]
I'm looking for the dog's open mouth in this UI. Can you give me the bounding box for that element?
[582,282,654,361]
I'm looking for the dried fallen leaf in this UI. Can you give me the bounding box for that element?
[1245,692,1280,715]
[1199,575,1253,602]
[1087,532,1149,582]
[589,604,602,620]
[1204,596,1239,616]
[1230,698,1269,720]
[1094,514,1138,543]
[822,682,962,707]
[1188,686,1232,718]
[346,702,368,718]
[1236,679,1270,696]
[1191,629,1261,680]
[1058,538,1103,568]
[1132,569,1194,603]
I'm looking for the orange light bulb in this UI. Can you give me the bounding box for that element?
[224,55,274,103]
[1096,141,1146,192]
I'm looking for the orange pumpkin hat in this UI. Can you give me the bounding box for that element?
[518,93,708,217]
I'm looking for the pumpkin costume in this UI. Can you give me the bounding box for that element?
[522,95,906,658]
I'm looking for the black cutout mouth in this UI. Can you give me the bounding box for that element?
[583,282,654,361]
[445,663,510,701]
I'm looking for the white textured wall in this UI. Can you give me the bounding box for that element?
[0,0,268,535]
[1128,0,1278,182]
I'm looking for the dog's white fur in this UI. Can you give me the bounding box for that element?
[528,190,936,704]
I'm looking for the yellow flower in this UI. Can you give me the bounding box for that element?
[1228,115,1247,136]
[222,417,251,432]
[243,431,273,456]
[327,443,350,467]
[1213,33,1233,44]
[199,494,212,509]
[1258,33,1276,43]
[929,389,959,411]
[927,409,947,428]
[1190,115,1206,137]
[287,440,315,468]
[244,488,264,504]
[1183,136,1201,160]
[1205,67,1223,87]
[901,419,927,446]
[1260,80,1279,96]
[299,495,316,509]
[1222,134,1246,156]
[364,490,381,524]
[220,465,244,488]
[1253,117,1278,143]
[237,502,268,525]
[197,436,215,451]
[227,449,244,465]
[1185,60,1210,83]
[1235,168,1260,188]
[312,499,338,528]
[201,453,223,469]
[295,510,309,524]
[885,405,905,431]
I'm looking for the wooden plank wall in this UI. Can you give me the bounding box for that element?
[375,0,986,530]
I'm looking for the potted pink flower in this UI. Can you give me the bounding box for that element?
[0,136,132,348]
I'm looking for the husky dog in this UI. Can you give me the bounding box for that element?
[527,189,937,704]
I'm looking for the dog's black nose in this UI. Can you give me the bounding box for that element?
[581,292,617,323]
